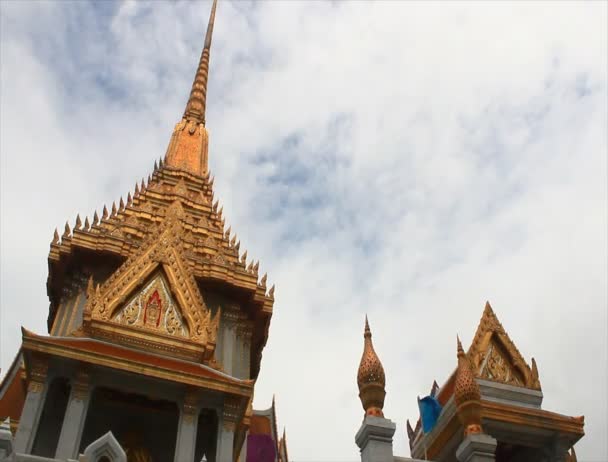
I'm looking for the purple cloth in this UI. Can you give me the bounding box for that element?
[247,434,277,462]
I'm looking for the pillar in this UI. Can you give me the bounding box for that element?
[546,438,570,462]
[354,415,396,462]
[216,397,239,462]
[456,433,497,462]
[55,368,91,459]
[236,322,252,380]
[13,357,49,454]
[222,308,240,376]
[174,389,199,462]
[0,418,14,461]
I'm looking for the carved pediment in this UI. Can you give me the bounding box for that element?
[83,202,220,362]
[477,339,524,386]
[468,302,541,390]
[112,273,188,338]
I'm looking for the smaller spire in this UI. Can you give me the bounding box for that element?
[357,316,386,418]
[455,335,483,436]
[52,228,60,245]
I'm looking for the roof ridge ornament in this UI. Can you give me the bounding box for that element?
[357,316,386,418]
[455,335,483,436]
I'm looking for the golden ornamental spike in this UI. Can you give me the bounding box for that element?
[93,211,99,225]
[63,222,71,238]
[52,228,60,245]
[357,316,386,418]
[84,217,90,230]
[75,214,82,230]
[455,335,483,436]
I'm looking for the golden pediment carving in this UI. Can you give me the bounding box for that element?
[83,202,220,361]
[477,340,524,386]
[468,302,541,390]
[113,274,189,338]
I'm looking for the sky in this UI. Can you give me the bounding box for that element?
[0,1,606,460]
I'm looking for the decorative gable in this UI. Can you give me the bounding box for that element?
[83,201,220,363]
[477,339,525,386]
[468,302,541,390]
[112,273,188,338]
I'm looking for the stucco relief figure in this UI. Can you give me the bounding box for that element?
[143,290,163,329]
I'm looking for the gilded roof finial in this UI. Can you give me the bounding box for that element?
[357,316,386,418]
[183,0,217,125]
[164,0,217,176]
[455,335,483,436]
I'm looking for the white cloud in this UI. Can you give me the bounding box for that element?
[1,1,606,460]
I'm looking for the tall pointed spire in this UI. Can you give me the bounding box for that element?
[165,0,218,176]
[183,0,217,125]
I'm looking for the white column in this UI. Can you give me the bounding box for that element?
[456,433,497,462]
[174,390,199,462]
[216,398,239,462]
[55,369,91,459]
[355,415,396,462]
[13,359,49,454]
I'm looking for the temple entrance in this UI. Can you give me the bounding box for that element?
[31,377,71,457]
[194,409,218,462]
[80,387,179,461]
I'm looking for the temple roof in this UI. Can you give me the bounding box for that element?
[407,302,583,458]
[20,328,254,396]
[45,0,274,379]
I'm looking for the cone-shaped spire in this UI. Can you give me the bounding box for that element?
[164,0,217,176]
[455,335,483,436]
[357,316,386,417]
[183,0,217,125]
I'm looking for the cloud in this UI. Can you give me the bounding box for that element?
[1,1,606,460]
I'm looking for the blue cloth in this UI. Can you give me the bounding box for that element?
[418,395,443,433]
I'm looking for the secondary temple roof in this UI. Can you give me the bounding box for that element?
[406,302,584,460]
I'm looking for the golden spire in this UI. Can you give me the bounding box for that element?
[455,336,483,436]
[164,0,218,176]
[183,0,217,125]
[357,316,386,417]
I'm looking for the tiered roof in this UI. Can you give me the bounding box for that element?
[45,0,274,378]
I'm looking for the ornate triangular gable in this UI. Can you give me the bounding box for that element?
[467,302,541,390]
[83,201,220,363]
[112,273,188,337]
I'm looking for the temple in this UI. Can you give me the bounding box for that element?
[355,304,584,462]
[0,1,287,461]
[0,2,587,462]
